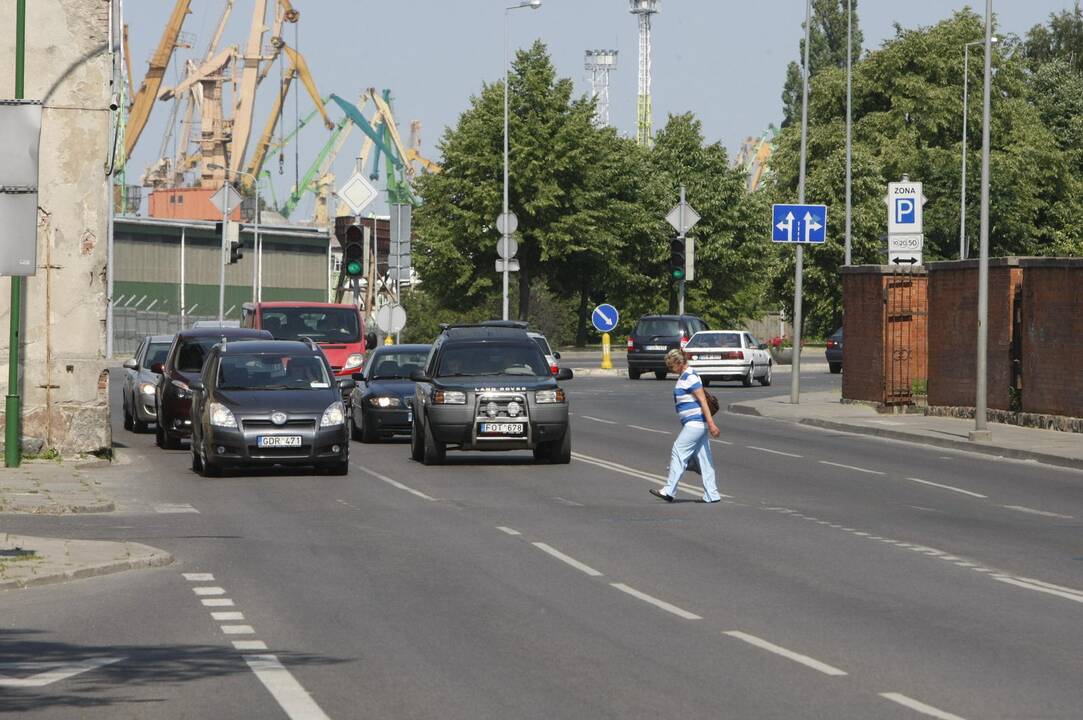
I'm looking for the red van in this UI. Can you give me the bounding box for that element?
[241,302,372,377]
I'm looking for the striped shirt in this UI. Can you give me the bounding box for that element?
[673,368,706,425]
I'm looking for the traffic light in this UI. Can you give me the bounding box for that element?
[670,237,686,281]
[216,221,242,264]
[343,225,365,278]
[229,238,244,264]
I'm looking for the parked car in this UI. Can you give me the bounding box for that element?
[241,302,373,378]
[410,323,573,465]
[685,330,773,387]
[826,327,843,374]
[121,334,173,432]
[626,314,709,380]
[528,331,561,376]
[153,327,272,449]
[188,339,354,476]
[348,344,432,443]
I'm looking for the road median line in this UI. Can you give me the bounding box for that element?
[723,631,847,676]
[354,464,437,501]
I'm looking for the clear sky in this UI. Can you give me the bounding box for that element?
[123,1,1078,220]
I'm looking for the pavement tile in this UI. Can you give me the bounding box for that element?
[0,457,118,514]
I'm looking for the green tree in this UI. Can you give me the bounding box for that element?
[782,0,864,127]
[1024,2,1083,73]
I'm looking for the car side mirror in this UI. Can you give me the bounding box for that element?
[189,379,204,392]
[365,332,378,351]
[758,343,768,350]
[337,378,356,391]
[553,351,561,360]
[123,358,138,370]
[556,367,574,381]
[151,362,165,374]
[410,368,429,382]
[351,372,365,382]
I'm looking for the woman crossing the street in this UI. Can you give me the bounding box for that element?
[649,349,723,504]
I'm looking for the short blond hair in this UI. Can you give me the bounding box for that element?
[665,349,686,370]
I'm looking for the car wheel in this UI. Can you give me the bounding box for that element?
[550,430,571,464]
[156,424,165,448]
[123,403,134,431]
[829,362,842,374]
[350,411,363,442]
[199,446,220,477]
[359,412,378,444]
[422,419,445,466]
[162,427,181,450]
[654,369,667,380]
[191,445,203,473]
[758,362,773,386]
[410,417,425,462]
[742,364,754,387]
[628,368,641,380]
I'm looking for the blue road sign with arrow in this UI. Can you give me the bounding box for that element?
[772,204,828,244]
[591,304,619,333]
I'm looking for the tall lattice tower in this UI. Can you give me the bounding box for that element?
[630,0,659,146]
[585,50,618,128]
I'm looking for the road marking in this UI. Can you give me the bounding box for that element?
[907,477,987,498]
[723,631,847,676]
[154,503,199,513]
[1002,505,1074,519]
[202,598,235,607]
[211,612,245,621]
[994,576,1083,604]
[0,657,124,688]
[355,464,436,501]
[610,583,701,620]
[553,496,585,507]
[533,542,604,577]
[628,424,672,435]
[868,420,905,426]
[193,586,226,596]
[244,654,332,720]
[496,526,521,536]
[819,460,885,475]
[571,452,733,499]
[711,439,734,445]
[880,692,967,719]
[233,640,268,651]
[747,446,803,458]
[221,625,256,635]
[183,573,214,581]
[581,415,618,425]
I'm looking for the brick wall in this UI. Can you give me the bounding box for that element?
[841,268,884,403]
[1020,259,1083,417]
[926,259,1021,411]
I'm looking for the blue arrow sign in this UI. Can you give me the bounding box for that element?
[772,204,828,244]
[591,304,619,333]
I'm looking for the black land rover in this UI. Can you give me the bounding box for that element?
[410,323,573,465]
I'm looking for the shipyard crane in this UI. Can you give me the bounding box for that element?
[228,0,270,177]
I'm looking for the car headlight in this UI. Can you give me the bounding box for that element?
[343,353,364,371]
[535,389,566,404]
[140,382,156,396]
[208,402,237,428]
[171,379,191,398]
[320,401,346,427]
[433,390,466,405]
[368,396,402,408]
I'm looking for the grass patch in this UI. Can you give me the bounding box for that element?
[21,447,60,462]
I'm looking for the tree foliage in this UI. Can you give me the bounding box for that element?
[782,0,864,127]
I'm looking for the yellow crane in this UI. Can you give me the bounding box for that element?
[228,0,270,177]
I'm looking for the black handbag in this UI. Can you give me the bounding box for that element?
[705,391,720,416]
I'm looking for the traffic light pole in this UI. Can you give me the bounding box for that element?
[218,183,227,323]
[677,185,686,316]
[5,0,27,468]
[790,0,812,405]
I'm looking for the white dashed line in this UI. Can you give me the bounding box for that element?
[1002,505,1074,519]
[211,612,245,621]
[496,526,521,536]
[0,657,124,688]
[610,583,701,620]
[571,452,733,499]
[233,640,268,651]
[183,573,214,582]
[628,424,672,435]
[355,464,437,501]
[221,625,256,635]
[533,542,604,577]
[994,576,1083,604]
[711,439,734,445]
[581,415,618,425]
[244,655,332,720]
[154,503,199,513]
[193,586,226,596]
[746,446,803,458]
[553,496,585,507]
[906,477,987,498]
[202,598,235,607]
[880,692,968,719]
[819,461,885,475]
[723,631,847,676]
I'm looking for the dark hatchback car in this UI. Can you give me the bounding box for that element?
[826,327,843,374]
[122,334,173,432]
[626,314,709,380]
[188,340,355,476]
[154,327,272,449]
[410,324,573,466]
[348,344,431,443]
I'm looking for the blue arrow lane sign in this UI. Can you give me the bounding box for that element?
[772,204,828,244]
[591,304,619,333]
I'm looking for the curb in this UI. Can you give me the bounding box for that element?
[726,402,1083,472]
[2,499,116,515]
[0,548,174,591]
[569,367,626,378]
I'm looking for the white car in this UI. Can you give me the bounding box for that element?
[527,331,561,376]
[685,330,772,387]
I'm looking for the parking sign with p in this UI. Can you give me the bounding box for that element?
[886,181,925,235]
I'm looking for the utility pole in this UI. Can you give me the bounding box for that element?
[790,0,812,405]
[5,0,27,468]
[844,0,853,266]
[971,0,994,442]
[678,185,686,315]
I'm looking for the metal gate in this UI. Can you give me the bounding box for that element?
[883,266,920,406]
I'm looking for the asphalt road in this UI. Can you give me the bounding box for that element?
[2,368,1083,719]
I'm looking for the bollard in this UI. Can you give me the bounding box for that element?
[600,333,613,370]
[384,335,393,346]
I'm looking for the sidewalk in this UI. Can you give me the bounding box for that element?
[0,458,117,513]
[729,390,1083,471]
[0,533,172,590]
[569,349,828,378]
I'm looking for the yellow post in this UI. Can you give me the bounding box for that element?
[384,335,393,346]
[601,333,613,369]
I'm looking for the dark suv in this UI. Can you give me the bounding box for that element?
[188,340,354,476]
[153,327,272,449]
[626,314,709,379]
[410,323,573,466]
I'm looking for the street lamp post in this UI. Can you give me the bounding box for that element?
[503,0,541,321]
[960,36,996,261]
[790,0,812,405]
[844,0,852,266]
[971,1,994,442]
[208,164,260,320]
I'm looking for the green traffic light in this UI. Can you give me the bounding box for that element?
[671,268,685,281]
[346,260,363,276]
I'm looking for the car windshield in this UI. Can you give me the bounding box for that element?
[260,308,360,343]
[368,350,429,379]
[532,336,553,357]
[635,319,681,338]
[436,343,550,377]
[687,333,742,349]
[146,343,171,368]
[177,339,221,373]
[217,353,331,390]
